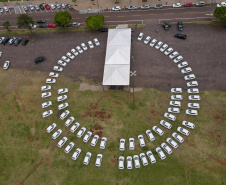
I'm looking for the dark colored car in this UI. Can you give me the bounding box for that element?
[37,19,46,23]
[22,38,29,46]
[39,4,45,10]
[184,2,192,7]
[34,56,46,64]
[14,38,22,46]
[67,4,72,10]
[98,28,108,32]
[177,22,183,31]
[154,4,163,9]
[162,22,171,31]
[2,37,10,45]
[174,33,186,40]
[39,24,47,28]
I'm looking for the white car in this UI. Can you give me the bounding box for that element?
[41,101,52,108]
[91,135,99,146]
[46,78,56,84]
[119,139,125,151]
[177,127,190,136]
[128,5,138,10]
[118,156,124,169]
[53,66,63,72]
[112,6,121,11]
[50,4,56,9]
[76,46,83,54]
[144,36,151,44]
[164,112,176,121]
[52,129,62,140]
[172,132,184,143]
[188,88,199,94]
[186,109,198,116]
[49,72,59,78]
[3,6,9,11]
[127,156,133,169]
[164,47,173,55]
[155,41,163,49]
[46,123,57,133]
[188,95,201,101]
[152,126,164,136]
[58,88,68,94]
[71,49,79,56]
[57,95,67,102]
[184,74,196,80]
[58,102,69,110]
[83,152,92,165]
[3,61,10,70]
[88,41,94,49]
[41,85,51,91]
[187,81,198,87]
[61,3,66,8]
[150,39,157,47]
[161,143,173,154]
[100,137,107,149]
[41,92,51,98]
[133,155,141,168]
[178,61,188,68]
[169,51,179,59]
[171,95,183,100]
[64,142,74,153]
[166,138,178,148]
[146,151,156,164]
[70,122,80,132]
[170,101,181,107]
[168,107,180,113]
[188,103,200,109]
[93,38,100,46]
[77,127,86,138]
[81,43,88,51]
[66,52,75,60]
[58,60,67,67]
[95,154,103,167]
[141,4,151,9]
[137,32,144,41]
[60,110,70,120]
[62,55,71,62]
[173,3,182,7]
[42,110,53,118]
[217,2,226,7]
[0,51,2,57]
[129,138,135,150]
[160,44,168,52]
[72,148,82,160]
[171,88,182,93]
[181,67,192,74]
[83,131,92,143]
[0,37,5,44]
[140,153,149,166]
[156,147,166,160]
[173,56,183,63]
[182,121,195,129]
[138,135,145,147]
[65,117,75,127]
[160,120,172,129]
[146,130,155,141]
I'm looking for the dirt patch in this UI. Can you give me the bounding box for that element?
[79,83,103,91]
[208,154,226,167]
[90,123,104,137]
[110,154,117,165]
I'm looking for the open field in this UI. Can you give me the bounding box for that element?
[0,69,225,185]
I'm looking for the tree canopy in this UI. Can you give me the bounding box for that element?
[214,7,226,22]
[2,21,10,31]
[85,15,104,30]
[54,11,72,28]
[17,14,34,32]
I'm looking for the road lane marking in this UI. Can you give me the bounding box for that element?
[164,13,175,15]
[132,15,141,16]
[149,14,157,15]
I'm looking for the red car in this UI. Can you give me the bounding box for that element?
[184,2,192,6]
[45,4,50,10]
[48,24,56,28]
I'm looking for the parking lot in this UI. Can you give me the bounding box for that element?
[0,23,225,91]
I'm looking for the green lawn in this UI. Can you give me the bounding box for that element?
[0,69,225,185]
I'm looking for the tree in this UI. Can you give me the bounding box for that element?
[54,11,72,28]
[17,14,34,33]
[2,21,10,31]
[85,15,104,30]
[214,7,226,22]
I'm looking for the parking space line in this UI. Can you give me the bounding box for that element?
[117,16,124,17]
[149,14,157,15]
[165,13,175,14]
[132,15,141,16]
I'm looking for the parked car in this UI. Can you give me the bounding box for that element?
[141,4,151,9]
[177,126,190,136]
[164,47,173,55]
[118,156,124,169]
[129,138,135,150]
[52,129,62,139]
[188,88,199,94]
[170,101,181,107]
[34,56,46,64]
[98,28,108,32]
[144,36,151,44]
[72,148,81,160]
[169,51,179,59]
[177,22,183,31]
[100,137,107,149]
[171,88,182,93]
[60,110,70,120]
[83,152,92,165]
[95,154,103,167]
[178,61,188,68]
[133,155,141,168]
[39,4,45,10]
[168,107,180,114]
[166,138,178,148]
[65,117,74,127]
[2,37,10,45]
[14,38,22,46]
[71,48,79,56]
[173,55,183,63]
[29,4,34,11]
[138,135,145,147]
[173,3,182,7]
[58,60,67,67]
[126,156,133,169]
[42,110,53,118]
[91,135,99,146]
[35,5,40,10]
[66,4,72,10]
[49,72,59,78]
[8,37,16,45]
[171,95,183,100]
[174,33,186,40]
[161,143,173,154]
[3,61,10,70]
[0,51,2,58]
[66,53,74,60]
[0,37,5,43]
[112,6,121,11]
[50,4,55,10]
[162,22,171,31]
[196,1,206,6]
[45,4,50,10]
[172,132,184,143]
[149,39,157,47]
[187,81,198,87]
[217,2,226,7]
[93,38,100,46]
[72,22,80,27]
[23,6,28,11]
[156,147,166,160]
[188,95,201,101]
[184,74,196,80]
[41,101,52,108]
[46,78,56,84]
[184,2,193,7]
[154,4,163,9]
[146,130,155,141]
[41,92,51,98]
[83,131,92,143]
[76,46,83,54]
[39,24,47,28]
[160,44,168,52]
[22,39,29,46]
[155,41,163,49]
[147,151,156,163]
[46,123,57,133]
[164,112,176,121]
[88,41,94,49]
[58,102,69,110]
[70,122,80,132]
[57,95,67,102]
[119,139,125,151]
[152,126,164,136]
[64,142,74,153]
[160,120,172,129]
[181,67,192,74]
[186,109,198,115]
[61,3,66,9]
[137,32,144,41]
[41,85,51,91]
[182,120,195,129]
[48,24,56,28]
[77,127,86,138]
[140,153,148,166]
[128,5,138,10]
[53,66,63,72]
[81,43,88,51]
[58,88,68,94]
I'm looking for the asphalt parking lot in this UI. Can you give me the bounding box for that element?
[0,24,226,91]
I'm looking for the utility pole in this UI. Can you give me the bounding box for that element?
[130,70,137,108]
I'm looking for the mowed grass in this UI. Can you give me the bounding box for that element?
[0,69,225,185]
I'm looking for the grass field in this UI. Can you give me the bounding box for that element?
[0,69,225,185]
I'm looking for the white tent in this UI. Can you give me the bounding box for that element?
[102,28,131,86]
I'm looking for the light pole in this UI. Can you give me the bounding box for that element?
[130,70,137,108]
